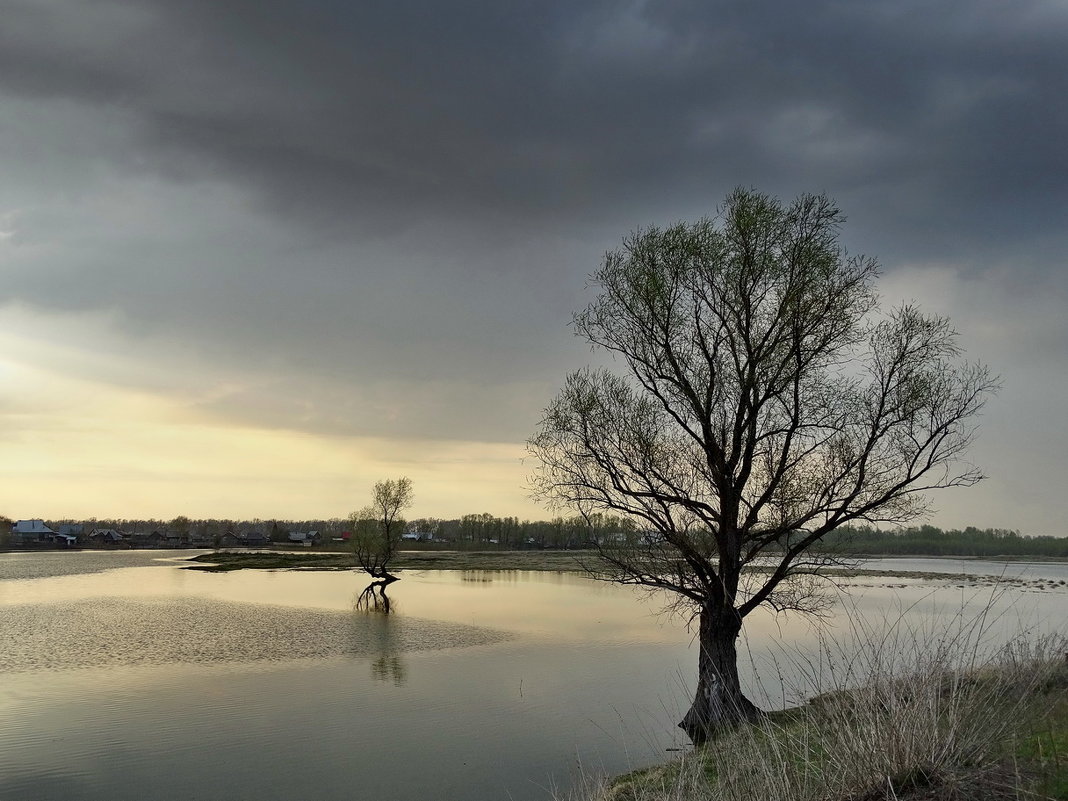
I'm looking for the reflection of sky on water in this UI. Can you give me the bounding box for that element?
[742,578,1066,708]
[0,549,213,581]
[0,560,685,645]
[0,552,1065,801]
[859,557,1068,581]
[1,553,1063,672]
[0,597,510,673]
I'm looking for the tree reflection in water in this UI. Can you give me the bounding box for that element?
[354,577,407,686]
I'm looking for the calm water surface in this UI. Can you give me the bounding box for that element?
[0,551,1064,800]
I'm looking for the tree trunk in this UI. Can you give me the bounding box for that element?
[679,604,761,745]
[356,575,398,613]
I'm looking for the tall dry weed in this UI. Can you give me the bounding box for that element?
[564,594,1067,801]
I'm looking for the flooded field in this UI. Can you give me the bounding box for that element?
[1,551,1064,800]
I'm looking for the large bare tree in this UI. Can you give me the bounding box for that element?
[529,188,996,744]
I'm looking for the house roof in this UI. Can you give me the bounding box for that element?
[90,529,124,539]
[12,519,55,534]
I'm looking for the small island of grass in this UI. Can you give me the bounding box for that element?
[185,548,594,573]
[183,551,1068,594]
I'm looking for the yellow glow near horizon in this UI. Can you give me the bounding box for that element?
[0,349,541,522]
[0,301,1027,532]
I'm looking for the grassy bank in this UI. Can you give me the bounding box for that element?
[576,640,1068,801]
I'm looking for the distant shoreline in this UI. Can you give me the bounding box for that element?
[3,545,1065,575]
[178,550,1068,593]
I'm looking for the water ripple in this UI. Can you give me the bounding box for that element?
[0,550,205,581]
[0,597,513,673]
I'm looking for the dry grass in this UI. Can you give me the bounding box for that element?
[568,613,1068,801]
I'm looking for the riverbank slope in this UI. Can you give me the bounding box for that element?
[587,648,1068,801]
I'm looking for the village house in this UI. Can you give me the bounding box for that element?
[11,519,57,545]
[220,531,272,547]
[89,528,126,545]
[8,520,83,548]
[241,532,270,547]
[127,531,166,548]
[188,531,215,548]
[162,530,189,548]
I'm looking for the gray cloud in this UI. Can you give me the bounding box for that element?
[4,0,1064,246]
[1,0,1066,527]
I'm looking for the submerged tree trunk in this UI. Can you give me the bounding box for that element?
[356,574,398,614]
[679,604,761,745]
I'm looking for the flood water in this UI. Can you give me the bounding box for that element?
[0,551,1064,800]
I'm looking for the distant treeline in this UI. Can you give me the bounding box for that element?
[818,525,1068,558]
[4,513,1065,557]
[1,512,639,550]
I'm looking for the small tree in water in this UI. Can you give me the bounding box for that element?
[529,188,996,745]
[350,477,413,610]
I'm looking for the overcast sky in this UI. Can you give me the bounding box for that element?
[1,0,1066,531]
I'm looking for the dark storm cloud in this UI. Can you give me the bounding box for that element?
[2,0,1067,459]
[3,0,1065,256]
